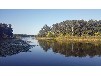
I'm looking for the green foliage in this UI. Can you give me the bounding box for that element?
[0,23,13,38]
[38,24,51,37]
[38,19,101,37]
[46,32,55,37]
[95,32,101,36]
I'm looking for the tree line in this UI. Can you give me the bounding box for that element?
[14,34,35,37]
[0,23,13,39]
[38,19,101,37]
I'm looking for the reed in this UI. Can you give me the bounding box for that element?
[55,36,101,43]
[36,36,101,43]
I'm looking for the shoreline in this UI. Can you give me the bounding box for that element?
[36,36,101,42]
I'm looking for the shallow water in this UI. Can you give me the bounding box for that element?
[0,37,101,66]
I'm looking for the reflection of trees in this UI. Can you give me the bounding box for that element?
[0,39,33,57]
[38,40,101,57]
[38,40,52,52]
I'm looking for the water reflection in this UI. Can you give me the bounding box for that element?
[0,39,34,57]
[38,40,101,57]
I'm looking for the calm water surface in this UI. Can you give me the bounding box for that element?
[0,37,101,66]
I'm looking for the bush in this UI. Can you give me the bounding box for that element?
[0,23,13,39]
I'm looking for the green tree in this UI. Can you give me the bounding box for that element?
[38,24,51,37]
[46,31,54,37]
[38,19,101,37]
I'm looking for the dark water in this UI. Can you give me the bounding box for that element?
[0,37,101,66]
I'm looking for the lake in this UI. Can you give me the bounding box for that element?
[0,37,101,66]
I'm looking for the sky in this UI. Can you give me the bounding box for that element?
[0,9,101,35]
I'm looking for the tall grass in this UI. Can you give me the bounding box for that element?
[36,36,101,43]
[55,36,101,42]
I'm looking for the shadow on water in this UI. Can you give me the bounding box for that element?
[0,39,35,57]
[37,39,101,58]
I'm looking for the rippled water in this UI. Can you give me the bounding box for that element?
[0,37,101,66]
